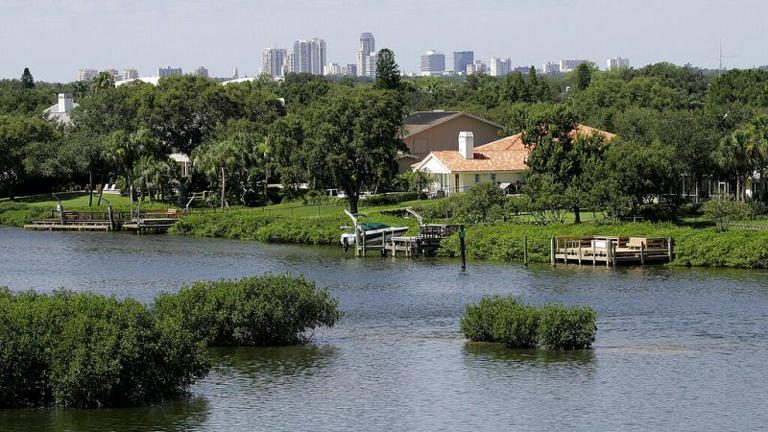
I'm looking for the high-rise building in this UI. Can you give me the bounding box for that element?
[606,57,630,71]
[104,69,120,81]
[489,57,511,77]
[420,51,445,76]
[121,69,139,81]
[78,68,98,82]
[325,63,342,76]
[158,66,182,77]
[263,48,287,77]
[542,62,561,74]
[292,38,326,75]
[342,64,357,77]
[466,60,487,75]
[559,59,587,72]
[357,32,377,78]
[453,51,474,74]
[192,66,209,78]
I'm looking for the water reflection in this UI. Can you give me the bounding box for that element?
[462,342,596,366]
[209,345,338,378]
[0,397,209,432]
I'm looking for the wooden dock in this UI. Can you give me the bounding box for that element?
[551,236,673,267]
[24,209,180,234]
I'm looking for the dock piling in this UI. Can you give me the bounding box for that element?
[459,226,467,272]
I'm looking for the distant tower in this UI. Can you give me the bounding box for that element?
[263,48,287,77]
[453,51,474,74]
[232,67,239,79]
[357,32,377,78]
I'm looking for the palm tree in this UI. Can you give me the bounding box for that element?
[715,127,761,201]
[91,71,115,93]
[193,137,248,210]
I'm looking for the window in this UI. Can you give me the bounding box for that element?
[475,174,481,183]
[490,173,497,183]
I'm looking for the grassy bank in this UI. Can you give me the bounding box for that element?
[438,222,768,268]
[172,209,768,268]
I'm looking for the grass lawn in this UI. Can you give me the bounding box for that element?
[1,192,177,211]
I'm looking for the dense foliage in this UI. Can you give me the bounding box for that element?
[154,275,341,346]
[0,288,209,408]
[460,296,597,349]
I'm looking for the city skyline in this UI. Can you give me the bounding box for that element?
[3,0,767,82]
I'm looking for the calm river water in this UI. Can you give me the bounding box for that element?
[1,227,767,431]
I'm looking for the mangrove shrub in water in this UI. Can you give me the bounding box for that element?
[154,275,341,346]
[460,295,596,349]
[0,288,209,408]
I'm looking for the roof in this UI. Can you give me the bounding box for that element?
[413,149,529,173]
[404,111,503,138]
[43,103,80,125]
[413,124,616,173]
[475,124,616,152]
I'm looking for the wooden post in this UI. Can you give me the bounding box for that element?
[107,205,114,231]
[606,240,612,268]
[550,237,556,267]
[523,234,528,266]
[640,242,645,265]
[578,241,583,266]
[592,240,596,267]
[459,226,467,272]
[667,237,673,262]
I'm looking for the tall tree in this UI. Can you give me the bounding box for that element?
[304,87,405,213]
[91,71,115,93]
[375,48,401,91]
[20,68,34,89]
[0,115,57,199]
[522,105,608,223]
[576,62,593,91]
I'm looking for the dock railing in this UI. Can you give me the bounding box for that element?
[551,236,673,266]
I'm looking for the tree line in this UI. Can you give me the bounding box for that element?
[3,54,768,218]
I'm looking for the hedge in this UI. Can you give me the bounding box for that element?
[153,275,342,346]
[0,288,209,408]
[460,295,597,350]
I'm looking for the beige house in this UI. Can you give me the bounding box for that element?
[397,111,502,172]
[412,125,615,195]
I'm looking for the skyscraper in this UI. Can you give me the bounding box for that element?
[263,48,287,76]
[559,59,587,72]
[357,32,377,78]
[453,51,474,74]
[292,38,326,75]
[542,62,561,74]
[158,66,182,77]
[606,57,630,70]
[121,69,138,81]
[78,69,98,82]
[489,58,512,77]
[192,66,209,78]
[420,51,445,76]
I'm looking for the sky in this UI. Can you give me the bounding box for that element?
[1,0,766,82]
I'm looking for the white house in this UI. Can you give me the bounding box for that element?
[412,125,615,195]
[43,93,78,125]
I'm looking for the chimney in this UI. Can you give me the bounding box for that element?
[458,131,474,159]
[58,93,73,113]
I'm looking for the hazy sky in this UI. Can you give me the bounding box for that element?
[2,0,766,82]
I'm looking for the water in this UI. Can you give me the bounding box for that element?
[1,227,767,431]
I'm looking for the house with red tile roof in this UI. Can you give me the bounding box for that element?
[396,111,503,172]
[411,125,615,195]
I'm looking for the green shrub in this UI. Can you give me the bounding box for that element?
[460,295,597,350]
[702,198,750,231]
[0,203,48,227]
[154,275,341,346]
[0,288,209,408]
[537,304,597,349]
[460,296,518,342]
[492,302,541,348]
